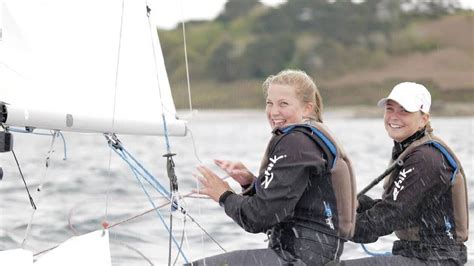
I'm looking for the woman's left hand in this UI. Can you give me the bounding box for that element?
[193,165,232,202]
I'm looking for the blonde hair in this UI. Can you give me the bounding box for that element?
[262,69,324,122]
[426,121,434,133]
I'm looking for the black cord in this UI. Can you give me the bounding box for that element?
[12,149,36,210]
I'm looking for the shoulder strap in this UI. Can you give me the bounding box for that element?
[395,133,461,183]
[281,124,337,169]
[426,141,458,183]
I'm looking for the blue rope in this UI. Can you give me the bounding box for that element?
[360,244,392,257]
[121,151,188,262]
[120,148,170,197]
[108,142,188,263]
[111,147,169,197]
[7,128,68,160]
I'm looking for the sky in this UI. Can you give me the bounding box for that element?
[152,0,474,30]
[151,0,285,29]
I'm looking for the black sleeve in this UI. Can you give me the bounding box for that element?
[222,131,327,233]
[352,145,453,243]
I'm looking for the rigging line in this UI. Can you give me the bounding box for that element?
[57,132,68,160]
[107,192,193,229]
[128,159,189,263]
[145,1,171,153]
[168,200,173,266]
[107,139,188,261]
[114,153,170,208]
[0,61,25,78]
[11,150,36,210]
[186,127,203,164]
[179,0,193,114]
[184,125,206,256]
[173,217,187,266]
[115,241,154,266]
[34,245,57,257]
[118,147,170,197]
[105,0,126,227]
[186,212,227,252]
[21,130,60,248]
[67,194,169,236]
[146,5,184,264]
[105,190,226,253]
[106,134,171,197]
[7,128,68,160]
[66,199,155,265]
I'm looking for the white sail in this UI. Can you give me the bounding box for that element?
[0,0,186,136]
[0,249,33,266]
[34,230,111,266]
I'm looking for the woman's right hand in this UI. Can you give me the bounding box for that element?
[214,159,255,186]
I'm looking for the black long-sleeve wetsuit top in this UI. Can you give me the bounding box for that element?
[352,130,468,264]
[221,126,342,236]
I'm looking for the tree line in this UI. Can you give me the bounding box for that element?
[159,0,463,83]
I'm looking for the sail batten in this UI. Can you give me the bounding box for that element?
[0,0,186,136]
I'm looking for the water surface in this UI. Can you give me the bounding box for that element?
[1,110,472,265]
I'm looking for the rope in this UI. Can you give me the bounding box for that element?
[186,128,203,164]
[58,132,68,160]
[7,128,68,160]
[103,191,226,253]
[118,151,188,263]
[172,220,187,266]
[180,1,193,114]
[21,130,59,247]
[115,241,154,266]
[11,150,36,210]
[107,139,169,198]
[105,0,126,229]
[146,4,185,265]
[145,1,172,151]
[106,136,188,263]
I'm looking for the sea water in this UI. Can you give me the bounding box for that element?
[0,110,472,265]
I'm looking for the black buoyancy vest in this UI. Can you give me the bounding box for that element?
[280,122,357,239]
[383,133,469,243]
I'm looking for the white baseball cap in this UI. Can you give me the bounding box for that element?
[378,82,431,113]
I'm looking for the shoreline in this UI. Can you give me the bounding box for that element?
[177,102,474,119]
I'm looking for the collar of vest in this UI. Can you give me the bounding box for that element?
[392,129,426,160]
[276,124,338,169]
[396,134,459,183]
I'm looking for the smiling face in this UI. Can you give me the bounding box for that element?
[384,100,430,142]
[265,83,313,129]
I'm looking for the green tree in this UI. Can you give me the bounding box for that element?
[252,8,294,33]
[217,0,261,23]
[241,34,295,78]
[207,41,239,82]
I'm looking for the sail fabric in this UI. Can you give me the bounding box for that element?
[34,230,111,266]
[0,0,186,136]
[0,249,33,266]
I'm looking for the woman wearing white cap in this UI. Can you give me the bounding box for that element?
[343,82,469,265]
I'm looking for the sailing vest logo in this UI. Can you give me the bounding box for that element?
[261,154,287,189]
[392,167,413,200]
